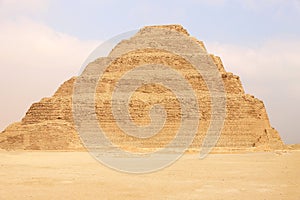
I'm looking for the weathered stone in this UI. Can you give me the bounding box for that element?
[0,25,285,152]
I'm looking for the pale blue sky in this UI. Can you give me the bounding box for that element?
[35,0,300,44]
[0,0,300,144]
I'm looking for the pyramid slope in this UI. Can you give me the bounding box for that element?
[0,25,285,151]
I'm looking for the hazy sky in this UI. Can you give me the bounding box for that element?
[0,0,299,144]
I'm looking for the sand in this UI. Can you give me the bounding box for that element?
[0,151,299,200]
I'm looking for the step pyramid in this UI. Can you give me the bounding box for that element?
[0,25,285,152]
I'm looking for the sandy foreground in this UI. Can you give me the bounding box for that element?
[0,151,299,200]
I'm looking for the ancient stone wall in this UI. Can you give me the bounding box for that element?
[0,25,285,151]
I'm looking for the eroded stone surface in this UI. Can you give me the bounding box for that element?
[0,25,285,151]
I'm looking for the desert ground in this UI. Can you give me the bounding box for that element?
[0,150,299,200]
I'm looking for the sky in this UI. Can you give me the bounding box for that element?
[0,0,299,144]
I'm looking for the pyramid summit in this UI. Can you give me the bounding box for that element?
[0,25,285,152]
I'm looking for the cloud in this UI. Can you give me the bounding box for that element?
[206,37,300,144]
[0,0,50,17]
[0,17,99,132]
